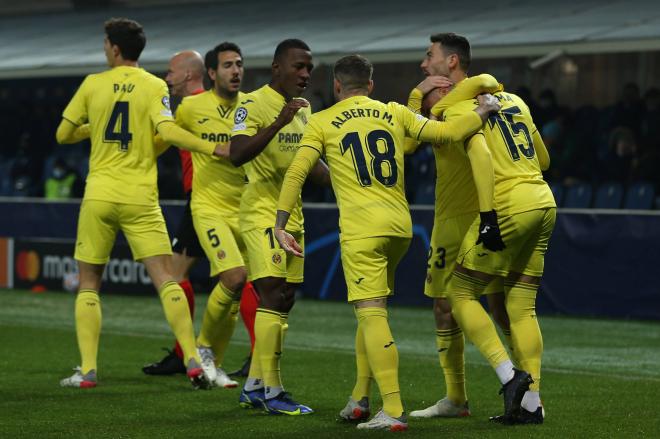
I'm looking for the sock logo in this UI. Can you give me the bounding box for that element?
[384,341,394,348]
[171,296,181,302]
[437,347,448,353]
[275,351,282,356]
[355,277,364,285]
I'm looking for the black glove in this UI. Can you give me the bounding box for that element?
[476,210,506,251]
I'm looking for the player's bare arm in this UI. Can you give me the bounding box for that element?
[229,98,309,166]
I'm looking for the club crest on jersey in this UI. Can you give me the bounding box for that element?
[272,254,282,264]
[234,107,248,124]
[217,250,226,260]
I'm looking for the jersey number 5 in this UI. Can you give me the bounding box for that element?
[340,130,398,187]
[488,106,534,161]
[104,101,132,152]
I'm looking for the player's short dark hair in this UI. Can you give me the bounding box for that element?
[273,39,311,62]
[430,33,471,71]
[205,42,242,71]
[333,54,373,92]
[104,18,146,61]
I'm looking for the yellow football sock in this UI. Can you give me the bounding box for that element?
[75,289,101,374]
[501,328,519,367]
[211,301,240,367]
[280,312,289,347]
[505,281,542,392]
[197,282,235,354]
[351,320,372,401]
[356,307,403,418]
[245,341,263,388]
[436,327,466,405]
[449,272,510,369]
[158,281,199,364]
[255,308,283,394]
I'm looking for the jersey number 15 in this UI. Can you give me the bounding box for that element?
[488,106,535,161]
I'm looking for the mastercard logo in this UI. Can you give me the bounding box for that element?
[16,250,40,281]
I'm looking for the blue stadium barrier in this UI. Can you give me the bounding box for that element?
[563,183,592,208]
[623,182,655,210]
[1,198,659,320]
[413,182,435,205]
[593,182,623,209]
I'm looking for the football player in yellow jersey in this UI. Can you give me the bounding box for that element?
[142,50,207,376]
[274,54,501,431]
[435,35,555,424]
[55,18,227,390]
[172,42,250,389]
[229,39,330,416]
[404,33,516,420]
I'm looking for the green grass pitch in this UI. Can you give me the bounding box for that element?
[1,289,659,438]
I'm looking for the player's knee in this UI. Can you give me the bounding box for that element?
[254,277,287,310]
[433,298,456,329]
[488,293,510,330]
[219,267,247,296]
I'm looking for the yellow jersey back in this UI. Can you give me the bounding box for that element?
[62,66,174,205]
[301,96,430,241]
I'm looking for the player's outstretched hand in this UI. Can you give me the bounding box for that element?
[415,76,453,95]
[275,98,309,128]
[213,142,230,158]
[474,94,502,122]
[476,210,506,251]
[274,228,304,258]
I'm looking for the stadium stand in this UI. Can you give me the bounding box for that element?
[593,182,624,209]
[563,183,593,208]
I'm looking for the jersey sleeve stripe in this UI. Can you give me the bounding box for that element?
[62,116,80,127]
[416,120,429,141]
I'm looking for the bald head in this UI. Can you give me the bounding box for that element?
[165,50,205,97]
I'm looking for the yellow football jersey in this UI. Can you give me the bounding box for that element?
[300,96,433,241]
[231,85,311,232]
[433,100,480,220]
[62,66,174,205]
[175,90,246,215]
[445,93,556,216]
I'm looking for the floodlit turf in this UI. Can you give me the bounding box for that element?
[1,289,659,438]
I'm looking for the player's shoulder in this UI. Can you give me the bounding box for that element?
[182,89,210,105]
[444,98,477,118]
[496,91,529,110]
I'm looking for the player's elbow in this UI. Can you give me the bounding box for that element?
[228,143,245,167]
[55,122,72,144]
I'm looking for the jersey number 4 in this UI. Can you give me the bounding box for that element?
[104,101,132,151]
[340,130,398,187]
[488,106,535,161]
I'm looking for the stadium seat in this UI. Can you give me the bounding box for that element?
[414,182,435,205]
[623,182,655,210]
[593,182,623,209]
[563,183,592,208]
[549,183,564,207]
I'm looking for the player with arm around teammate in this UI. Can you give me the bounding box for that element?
[274,54,500,431]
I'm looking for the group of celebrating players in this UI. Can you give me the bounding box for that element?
[54,17,555,432]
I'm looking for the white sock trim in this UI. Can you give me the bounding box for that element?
[521,390,541,412]
[495,360,515,385]
[244,377,263,392]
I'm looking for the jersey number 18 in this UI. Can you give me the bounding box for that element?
[340,130,398,187]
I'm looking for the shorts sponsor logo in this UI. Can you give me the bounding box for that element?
[217,250,226,260]
[426,273,432,284]
[272,254,282,264]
